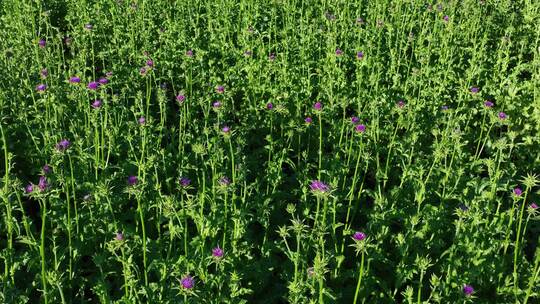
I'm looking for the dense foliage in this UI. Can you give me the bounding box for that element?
[0,0,539,303]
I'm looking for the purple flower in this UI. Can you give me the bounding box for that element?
[40,68,48,78]
[397,100,405,108]
[56,139,71,151]
[352,231,366,241]
[351,116,359,124]
[146,59,154,67]
[513,187,523,197]
[98,78,108,85]
[105,71,113,78]
[313,101,322,111]
[443,15,449,22]
[441,105,449,111]
[127,175,138,186]
[244,50,252,57]
[36,84,47,92]
[139,66,147,76]
[64,37,72,46]
[266,102,274,110]
[355,124,366,133]
[176,95,186,104]
[216,85,225,94]
[269,53,276,61]
[91,100,102,109]
[43,164,51,174]
[222,126,230,133]
[310,180,330,193]
[335,49,343,56]
[181,276,194,289]
[530,203,538,210]
[498,112,507,120]
[115,232,124,241]
[186,50,193,57]
[212,101,221,108]
[305,117,313,124]
[356,51,364,60]
[138,116,146,125]
[463,284,474,296]
[212,246,224,258]
[69,76,81,84]
[38,176,48,191]
[25,184,34,193]
[470,87,479,94]
[218,176,231,186]
[484,100,494,108]
[84,23,93,30]
[87,81,100,90]
[179,177,191,187]
[38,39,46,48]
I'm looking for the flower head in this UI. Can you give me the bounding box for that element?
[105,71,113,78]
[310,180,330,193]
[397,100,405,108]
[38,39,46,48]
[266,102,274,110]
[87,81,100,90]
[138,116,146,125]
[181,276,194,289]
[186,50,193,57]
[443,15,449,22]
[352,231,366,241]
[212,246,224,258]
[36,84,47,92]
[355,124,366,133]
[98,78,108,85]
[179,177,191,187]
[115,232,124,241]
[212,101,221,108]
[127,175,138,186]
[25,184,34,193]
[470,87,479,94]
[218,176,231,187]
[216,85,225,94]
[176,95,186,104]
[38,176,48,191]
[269,53,276,61]
[484,100,494,108]
[463,284,474,296]
[305,116,313,124]
[313,101,322,111]
[244,50,252,57]
[513,187,523,197]
[146,59,154,67]
[530,203,538,210]
[139,66,147,76]
[69,76,81,84]
[43,164,51,174]
[40,68,48,78]
[222,126,230,133]
[498,112,507,120]
[56,139,71,152]
[91,100,102,109]
[335,48,343,56]
[441,105,449,111]
[351,116,359,124]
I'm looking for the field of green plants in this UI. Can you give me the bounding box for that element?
[0,0,539,303]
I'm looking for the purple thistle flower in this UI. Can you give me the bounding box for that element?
[352,231,366,241]
[43,164,51,174]
[84,23,93,30]
[443,15,449,22]
[40,68,48,78]
[91,99,102,109]
[38,39,46,48]
[176,95,186,104]
[222,126,230,133]
[87,81,100,90]
[179,177,191,187]
[105,71,113,78]
[305,116,313,124]
[513,187,523,197]
[441,105,449,111]
[310,180,330,193]
[351,116,359,124]
[25,184,34,193]
[216,85,225,94]
[266,102,274,110]
[313,101,322,111]
[498,112,507,120]
[138,116,146,125]
[530,203,538,210]
[38,176,48,191]
[463,284,474,296]
[218,176,231,186]
[186,50,193,57]
[269,53,276,61]
[56,139,71,151]
[181,276,195,289]
[127,175,138,186]
[470,87,479,94]
[98,78,108,85]
[115,232,124,241]
[212,101,221,108]
[484,100,494,108]
[212,246,224,258]
[335,49,343,56]
[36,84,47,92]
[69,76,81,84]
[146,59,154,67]
[355,124,366,133]
[356,51,364,60]
[397,100,405,108]
[139,66,147,76]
